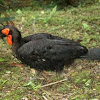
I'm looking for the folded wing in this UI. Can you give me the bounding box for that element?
[17,39,88,61]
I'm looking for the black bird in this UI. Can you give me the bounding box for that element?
[0,25,100,71]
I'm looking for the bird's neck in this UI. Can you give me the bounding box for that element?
[12,36,22,55]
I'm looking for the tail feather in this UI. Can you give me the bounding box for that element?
[80,48,100,61]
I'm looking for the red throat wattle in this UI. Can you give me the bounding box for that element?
[1,28,13,45]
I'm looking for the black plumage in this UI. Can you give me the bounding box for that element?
[0,25,100,72]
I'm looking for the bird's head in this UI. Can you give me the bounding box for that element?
[0,25,21,45]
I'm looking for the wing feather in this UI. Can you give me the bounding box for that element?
[18,39,86,60]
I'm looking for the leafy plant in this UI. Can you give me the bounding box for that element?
[40,6,57,24]
[0,17,15,24]
[0,58,7,62]
[23,81,41,91]
[85,79,91,87]
[50,5,57,17]
[0,0,5,5]
[16,9,22,15]
[82,22,91,31]
[0,79,8,89]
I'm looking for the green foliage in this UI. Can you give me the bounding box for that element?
[85,79,91,87]
[0,58,7,62]
[50,5,57,16]
[16,9,22,15]
[59,82,71,93]
[0,17,15,23]
[0,0,99,10]
[0,79,8,89]
[82,22,91,31]
[40,6,57,24]
[23,81,41,91]
[0,0,5,5]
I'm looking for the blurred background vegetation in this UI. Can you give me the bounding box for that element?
[0,0,99,26]
[0,0,99,11]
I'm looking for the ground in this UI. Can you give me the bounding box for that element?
[0,2,100,100]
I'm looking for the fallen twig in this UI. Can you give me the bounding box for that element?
[42,95,48,100]
[40,78,68,88]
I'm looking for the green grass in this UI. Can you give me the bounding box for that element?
[0,3,100,100]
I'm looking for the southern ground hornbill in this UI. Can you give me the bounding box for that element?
[0,25,100,71]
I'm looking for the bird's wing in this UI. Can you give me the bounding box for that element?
[23,33,79,44]
[23,33,52,43]
[17,39,87,61]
